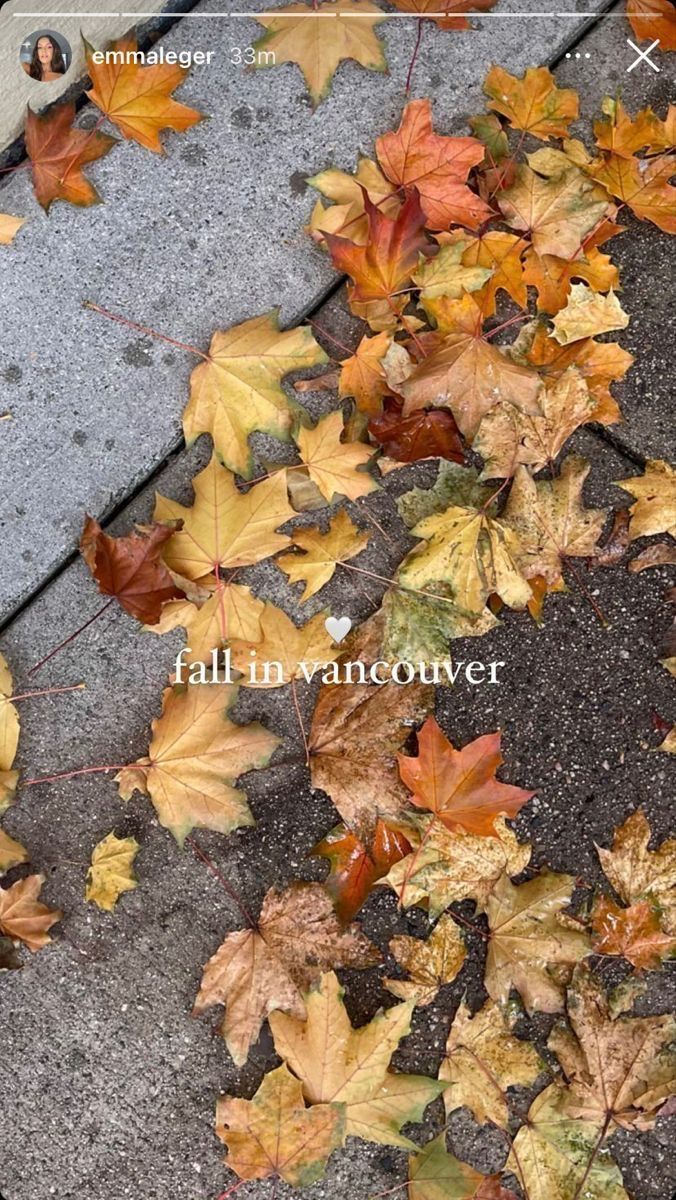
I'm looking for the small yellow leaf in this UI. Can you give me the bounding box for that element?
[296,411,379,502]
[277,510,369,601]
[551,284,629,345]
[385,913,467,1006]
[85,832,139,912]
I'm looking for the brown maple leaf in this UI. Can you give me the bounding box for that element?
[369,399,465,464]
[80,516,183,624]
[376,98,492,230]
[397,716,533,836]
[25,103,116,211]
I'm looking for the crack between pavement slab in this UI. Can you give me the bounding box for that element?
[0,0,650,638]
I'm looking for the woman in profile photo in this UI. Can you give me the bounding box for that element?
[25,34,66,82]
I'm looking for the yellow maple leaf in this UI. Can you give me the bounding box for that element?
[252,0,387,107]
[0,829,27,873]
[0,654,19,815]
[277,510,370,601]
[145,582,265,662]
[385,914,467,1006]
[85,36,204,152]
[85,832,140,912]
[116,680,280,844]
[484,65,578,141]
[615,459,676,539]
[155,454,296,582]
[183,311,327,477]
[308,159,399,246]
[338,330,392,414]
[499,165,609,259]
[296,411,378,502]
[551,283,629,345]
[228,602,337,686]
[595,810,676,933]
[441,1000,543,1128]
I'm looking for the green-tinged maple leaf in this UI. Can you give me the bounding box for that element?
[182,311,326,478]
[408,1135,500,1200]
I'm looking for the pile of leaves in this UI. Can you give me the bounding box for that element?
[1,48,675,1200]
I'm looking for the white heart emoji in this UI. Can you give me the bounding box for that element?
[325,615,352,644]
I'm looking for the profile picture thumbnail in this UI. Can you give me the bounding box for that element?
[20,29,72,84]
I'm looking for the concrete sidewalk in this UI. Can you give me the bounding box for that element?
[0,4,675,1200]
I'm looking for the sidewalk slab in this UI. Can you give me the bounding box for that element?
[0,0,607,624]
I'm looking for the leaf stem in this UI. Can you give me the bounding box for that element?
[84,301,208,361]
[306,318,355,358]
[185,835,257,929]
[9,682,86,703]
[290,677,310,767]
[28,599,115,676]
[23,763,128,786]
[405,19,424,95]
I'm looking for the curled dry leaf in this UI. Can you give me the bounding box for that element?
[270,970,445,1148]
[551,284,629,346]
[313,818,412,922]
[116,681,280,845]
[183,311,327,477]
[375,98,491,231]
[595,508,632,568]
[397,717,534,836]
[85,832,139,912]
[382,815,531,918]
[385,913,467,1006]
[484,65,578,142]
[0,654,20,814]
[441,1000,543,1129]
[80,516,183,624]
[296,411,379,502]
[548,965,676,1132]
[0,874,61,951]
[85,36,203,152]
[228,602,336,685]
[277,510,370,601]
[615,459,676,540]
[591,895,676,970]
[155,454,296,581]
[628,542,676,572]
[595,810,676,933]
[309,677,434,845]
[194,884,379,1068]
[485,871,591,1014]
[25,103,116,211]
[216,1063,345,1186]
[252,0,387,108]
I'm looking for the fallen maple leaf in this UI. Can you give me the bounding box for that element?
[228,602,336,685]
[551,283,629,345]
[508,1082,630,1200]
[408,1136,507,1200]
[595,810,676,933]
[441,1000,543,1128]
[85,36,203,152]
[85,832,139,912]
[615,459,676,539]
[116,680,280,844]
[385,913,467,1005]
[313,819,412,922]
[399,504,532,618]
[397,717,533,836]
[382,815,531,917]
[308,158,400,246]
[502,457,607,586]
[549,964,676,1131]
[475,367,597,479]
[453,230,528,317]
[277,510,369,601]
[25,103,116,211]
[414,241,493,312]
[216,1063,345,1186]
[523,244,619,316]
[509,320,633,421]
[485,871,591,1013]
[325,189,428,305]
[309,677,434,845]
[626,0,676,51]
[591,896,676,970]
[0,829,28,872]
[0,654,20,814]
[146,582,264,662]
[338,331,392,414]
[183,311,327,478]
[397,460,496,528]
[0,214,26,245]
[498,165,609,259]
[295,410,379,501]
[369,399,465,464]
[593,97,668,159]
[589,153,676,235]
[376,98,491,231]
[155,454,296,582]
[270,970,445,1147]
[390,0,498,30]
[0,874,61,951]
[484,66,578,142]
[194,884,379,1066]
[252,0,387,107]
[80,516,183,624]
[396,294,542,442]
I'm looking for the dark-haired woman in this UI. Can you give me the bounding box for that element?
[24,35,66,82]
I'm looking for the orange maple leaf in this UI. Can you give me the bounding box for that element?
[85,36,204,152]
[592,896,676,970]
[397,716,534,836]
[389,0,497,31]
[376,98,492,230]
[626,0,676,51]
[324,189,427,303]
[80,516,183,624]
[25,103,116,211]
[313,819,412,921]
[590,153,676,235]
